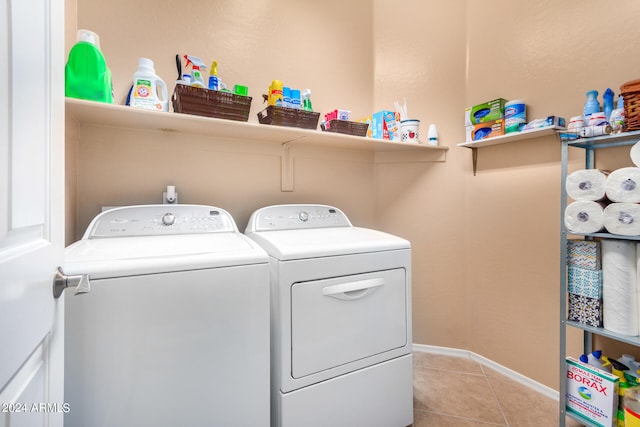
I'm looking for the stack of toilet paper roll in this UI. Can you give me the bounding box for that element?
[564,165,640,236]
[564,169,608,233]
[602,167,640,235]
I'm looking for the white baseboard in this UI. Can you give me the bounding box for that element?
[412,343,559,401]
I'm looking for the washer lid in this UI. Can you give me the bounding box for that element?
[64,233,268,278]
[246,227,409,260]
[64,205,268,278]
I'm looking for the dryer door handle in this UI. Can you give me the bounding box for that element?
[322,278,384,301]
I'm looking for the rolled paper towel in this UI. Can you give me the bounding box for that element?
[630,141,640,167]
[564,201,605,234]
[605,167,640,202]
[603,203,640,236]
[602,239,639,336]
[566,169,608,201]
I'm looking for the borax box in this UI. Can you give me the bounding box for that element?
[566,357,619,427]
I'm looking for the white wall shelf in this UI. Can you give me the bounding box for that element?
[457,126,564,149]
[66,98,449,164]
[457,126,564,175]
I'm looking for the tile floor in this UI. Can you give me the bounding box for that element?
[412,351,586,427]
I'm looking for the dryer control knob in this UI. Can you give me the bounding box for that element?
[298,211,309,222]
[162,213,176,226]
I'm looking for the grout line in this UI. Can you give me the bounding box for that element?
[482,367,511,426]
[413,407,507,426]
[413,363,485,378]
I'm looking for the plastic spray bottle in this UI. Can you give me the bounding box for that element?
[65,29,113,103]
[183,55,207,88]
[208,60,220,90]
[129,58,168,112]
[302,89,313,111]
[603,88,614,123]
[611,94,626,132]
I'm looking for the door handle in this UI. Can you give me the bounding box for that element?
[52,267,91,298]
[322,278,384,301]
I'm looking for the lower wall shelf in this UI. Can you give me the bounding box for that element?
[457,126,564,175]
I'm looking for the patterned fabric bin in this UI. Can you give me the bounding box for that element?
[567,239,601,270]
[567,240,603,327]
[568,267,602,299]
[568,293,603,327]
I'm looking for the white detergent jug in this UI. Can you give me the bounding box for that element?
[130,58,168,111]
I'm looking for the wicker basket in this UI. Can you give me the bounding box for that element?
[321,119,369,137]
[257,106,320,129]
[621,78,640,131]
[172,85,252,122]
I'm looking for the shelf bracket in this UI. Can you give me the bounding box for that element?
[281,142,294,192]
[280,136,308,192]
[472,147,478,176]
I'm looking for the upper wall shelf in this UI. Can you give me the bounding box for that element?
[456,126,565,175]
[65,98,448,164]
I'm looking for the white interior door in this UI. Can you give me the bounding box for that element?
[0,0,65,426]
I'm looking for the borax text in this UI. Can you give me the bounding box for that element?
[567,371,609,395]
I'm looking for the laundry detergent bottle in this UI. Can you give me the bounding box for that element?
[129,58,168,112]
[583,90,600,123]
[65,29,113,103]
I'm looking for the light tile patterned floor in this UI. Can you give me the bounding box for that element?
[412,352,586,427]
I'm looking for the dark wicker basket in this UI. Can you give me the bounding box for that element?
[257,106,320,129]
[172,85,252,122]
[321,119,369,137]
[621,78,640,131]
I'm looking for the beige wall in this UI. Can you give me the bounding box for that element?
[462,1,640,388]
[65,0,640,391]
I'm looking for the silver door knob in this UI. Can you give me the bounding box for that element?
[53,267,91,298]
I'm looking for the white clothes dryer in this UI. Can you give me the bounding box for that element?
[62,205,270,427]
[245,204,413,427]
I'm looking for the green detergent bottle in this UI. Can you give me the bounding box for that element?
[65,29,113,103]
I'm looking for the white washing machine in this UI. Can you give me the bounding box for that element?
[245,204,413,427]
[62,204,270,427]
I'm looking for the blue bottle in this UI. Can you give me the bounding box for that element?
[603,88,614,123]
[290,89,301,109]
[282,86,291,108]
[584,90,600,123]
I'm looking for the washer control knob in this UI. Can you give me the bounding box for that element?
[162,213,176,226]
[298,211,309,222]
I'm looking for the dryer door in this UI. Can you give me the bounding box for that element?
[290,268,407,378]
